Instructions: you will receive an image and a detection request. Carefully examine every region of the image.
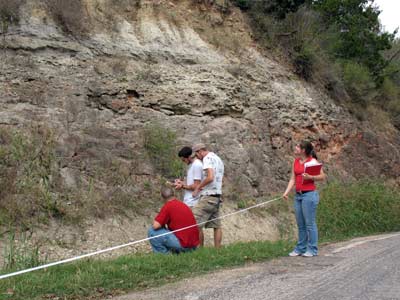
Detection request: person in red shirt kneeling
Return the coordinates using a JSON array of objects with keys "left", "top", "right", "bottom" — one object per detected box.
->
[{"left": 148, "top": 186, "right": 200, "bottom": 254}]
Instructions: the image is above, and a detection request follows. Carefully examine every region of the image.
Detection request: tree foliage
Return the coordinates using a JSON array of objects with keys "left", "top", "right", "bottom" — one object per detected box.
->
[
  {"left": 233, "top": 0, "right": 400, "bottom": 125},
  {"left": 313, "top": 0, "right": 396, "bottom": 81}
]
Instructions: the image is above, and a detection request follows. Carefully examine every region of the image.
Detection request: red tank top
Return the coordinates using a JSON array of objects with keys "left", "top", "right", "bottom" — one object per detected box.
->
[{"left": 294, "top": 157, "right": 316, "bottom": 192}]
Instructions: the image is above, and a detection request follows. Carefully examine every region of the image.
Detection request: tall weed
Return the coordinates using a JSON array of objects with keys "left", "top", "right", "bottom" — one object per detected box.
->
[
  {"left": 2, "top": 231, "right": 45, "bottom": 271},
  {"left": 0, "top": 126, "right": 61, "bottom": 227}
]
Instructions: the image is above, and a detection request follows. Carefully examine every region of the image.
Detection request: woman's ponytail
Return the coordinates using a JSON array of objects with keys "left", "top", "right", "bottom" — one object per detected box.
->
[
  {"left": 310, "top": 149, "right": 318, "bottom": 160},
  {"left": 300, "top": 141, "right": 317, "bottom": 159}
]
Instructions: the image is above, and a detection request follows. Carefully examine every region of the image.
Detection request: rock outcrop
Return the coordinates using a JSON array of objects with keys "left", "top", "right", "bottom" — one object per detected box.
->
[{"left": 0, "top": 0, "right": 399, "bottom": 260}]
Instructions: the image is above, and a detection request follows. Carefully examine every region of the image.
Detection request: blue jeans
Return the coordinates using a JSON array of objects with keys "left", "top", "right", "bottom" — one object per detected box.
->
[
  {"left": 294, "top": 191, "right": 319, "bottom": 255},
  {"left": 148, "top": 228, "right": 196, "bottom": 254}
]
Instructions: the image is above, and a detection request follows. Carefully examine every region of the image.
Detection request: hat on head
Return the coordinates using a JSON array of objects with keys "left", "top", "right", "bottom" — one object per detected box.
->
[{"left": 192, "top": 143, "right": 206, "bottom": 152}]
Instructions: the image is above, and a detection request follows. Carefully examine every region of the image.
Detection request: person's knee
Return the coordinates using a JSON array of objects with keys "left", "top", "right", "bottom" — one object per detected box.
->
[
  {"left": 148, "top": 227, "right": 156, "bottom": 237},
  {"left": 305, "top": 222, "right": 316, "bottom": 228}
]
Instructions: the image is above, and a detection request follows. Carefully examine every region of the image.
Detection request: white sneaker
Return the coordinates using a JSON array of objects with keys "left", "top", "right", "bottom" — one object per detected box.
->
[
  {"left": 288, "top": 250, "right": 302, "bottom": 257},
  {"left": 302, "top": 251, "right": 317, "bottom": 257}
]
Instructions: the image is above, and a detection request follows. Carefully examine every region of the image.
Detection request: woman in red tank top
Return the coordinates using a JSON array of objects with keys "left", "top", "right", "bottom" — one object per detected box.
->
[{"left": 283, "top": 141, "right": 326, "bottom": 257}]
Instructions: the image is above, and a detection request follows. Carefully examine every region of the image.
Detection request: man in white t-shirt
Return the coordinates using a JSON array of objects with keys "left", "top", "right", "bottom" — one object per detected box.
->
[
  {"left": 174, "top": 147, "right": 203, "bottom": 208},
  {"left": 191, "top": 143, "right": 224, "bottom": 248}
]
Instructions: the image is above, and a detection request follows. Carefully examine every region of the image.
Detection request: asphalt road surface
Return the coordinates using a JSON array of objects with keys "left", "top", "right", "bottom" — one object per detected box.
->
[{"left": 115, "top": 233, "right": 400, "bottom": 300}]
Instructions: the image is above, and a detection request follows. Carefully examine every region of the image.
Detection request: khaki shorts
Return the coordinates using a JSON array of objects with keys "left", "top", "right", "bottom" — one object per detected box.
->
[{"left": 192, "top": 195, "right": 221, "bottom": 229}]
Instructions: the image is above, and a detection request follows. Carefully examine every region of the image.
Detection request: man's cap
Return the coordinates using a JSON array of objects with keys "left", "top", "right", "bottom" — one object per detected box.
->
[{"left": 192, "top": 143, "right": 206, "bottom": 152}]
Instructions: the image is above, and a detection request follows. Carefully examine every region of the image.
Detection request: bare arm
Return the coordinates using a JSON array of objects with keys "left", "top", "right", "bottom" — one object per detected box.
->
[
  {"left": 193, "top": 168, "right": 214, "bottom": 196},
  {"left": 314, "top": 168, "right": 326, "bottom": 181},
  {"left": 283, "top": 164, "right": 295, "bottom": 200},
  {"left": 302, "top": 168, "right": 327, "bottom": 181},
  {"left": 198, "top": 168, "right": 214, "bottom": 190},
  {"left": 182, "top": 179, "right": 201, "bottom": 191}
]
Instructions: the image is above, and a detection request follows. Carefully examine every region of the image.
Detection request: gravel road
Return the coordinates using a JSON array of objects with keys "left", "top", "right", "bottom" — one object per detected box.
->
[{"left": 114, "top": 233, "right": 400, "bottom": 300}]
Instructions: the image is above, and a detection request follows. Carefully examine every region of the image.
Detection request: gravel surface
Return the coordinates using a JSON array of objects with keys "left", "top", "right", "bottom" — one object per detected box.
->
[{"left": 114, "top": 233, "right": 400, "bottom": 300}]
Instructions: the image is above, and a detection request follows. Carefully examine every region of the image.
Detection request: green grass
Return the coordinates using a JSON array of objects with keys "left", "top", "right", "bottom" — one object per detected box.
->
[
  {"left": 2, "top": 231, "right": 45, "bottom": 272},
  {"left": 143, "top": 124, "right": 185, "bottom": 179},
  {"left": 0, "top": 126, "right": 60, "bottom": 228},
  {"left": 0, "top": 241, "right": 292, "bottom": 300},
  {"left": 318, "top": 181, "right": 400, "bottom": 241},
  {"left": 1, "top": 181, "right": 399, "bottom": 300}
]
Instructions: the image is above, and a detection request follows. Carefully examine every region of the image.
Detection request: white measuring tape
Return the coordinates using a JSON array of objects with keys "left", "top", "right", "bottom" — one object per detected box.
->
[{"left": 0, "top": 195, "right": 283, "bottom": 280}]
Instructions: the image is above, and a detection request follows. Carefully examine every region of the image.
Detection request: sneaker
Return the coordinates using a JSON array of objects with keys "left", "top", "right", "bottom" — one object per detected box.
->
[
  {"left": 302, "top": 251, "right": 317, "bottom": 257},
  {"left": 288, "top": 250, "right": 302, "bottom": 257}
]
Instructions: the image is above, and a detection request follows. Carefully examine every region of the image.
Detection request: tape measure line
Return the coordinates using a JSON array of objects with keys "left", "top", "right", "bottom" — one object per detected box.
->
[{"left": 0, "top": 196, "right": 283, "bottom": 280}]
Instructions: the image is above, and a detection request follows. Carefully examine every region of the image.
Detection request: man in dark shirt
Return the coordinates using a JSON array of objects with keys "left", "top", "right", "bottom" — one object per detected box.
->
[{"left": 148, "top": 186, "right": 199, "bottom": 254}]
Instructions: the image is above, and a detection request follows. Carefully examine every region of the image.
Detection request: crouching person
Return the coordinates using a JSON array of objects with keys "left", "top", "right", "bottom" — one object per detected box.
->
[{"left": 148, "top": 186, "right": 200, "bottom": 254}]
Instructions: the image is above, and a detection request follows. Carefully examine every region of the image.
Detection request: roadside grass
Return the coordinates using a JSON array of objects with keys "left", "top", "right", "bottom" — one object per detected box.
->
[
  {"left": 318, "top": 181, "right": 400, "bottom": 242},
  {"left": 0, "top": 181, "right": 399, "bottom": 299},
  {"left": 0, "top": 240, "right": 292, "bottom": 300},
  {"left": 2, "top": 231, "right": 45, "bottom": 272}
]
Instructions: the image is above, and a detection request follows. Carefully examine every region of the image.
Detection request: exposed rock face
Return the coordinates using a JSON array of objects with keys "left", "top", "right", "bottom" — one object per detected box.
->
[{"left": 0, "top": 0, "right": 399, "bottom": 260}]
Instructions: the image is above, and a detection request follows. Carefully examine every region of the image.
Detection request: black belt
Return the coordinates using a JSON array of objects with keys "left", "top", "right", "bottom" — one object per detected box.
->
[
  {"left": 209, "top": 194, "right": 221, "bottom": 198},
  {"left": 296, "top": 190, "right": 312, "bottom": 195}
]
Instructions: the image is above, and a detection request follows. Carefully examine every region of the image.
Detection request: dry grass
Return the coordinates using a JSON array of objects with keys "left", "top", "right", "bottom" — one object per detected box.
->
[
  {"left": 0, "top": 125, "right": 162, "bottom": 231},
  {"left": 183, "top": 1, "right": 251, "bottom": 55},
  {"left": 0, "top": 125, "right": 60, "bottom": 228},
  {"left": 0, "top": 0, "right": 24, "bottom": 37},
  {"left": 44, "top": 0, "right": 89, "bottom": 36},
  {"left": 0, "top": 0, "right": 23, "bottom": 22},
  {"left": 366, "top": 106, "right": 395, "bottom": 132}
]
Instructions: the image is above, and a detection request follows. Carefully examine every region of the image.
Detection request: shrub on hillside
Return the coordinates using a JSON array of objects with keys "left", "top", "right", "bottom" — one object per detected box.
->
[
  {"left": 238, "top": 0, "right": 398, "bottom": 126},
  {"left": 143, "top": 124, "right": 184, "bottom": 180},
  {"left": 342, "top": 61, "right": 375, "bottom": 104},
  {"left": 233, "top": 0, "right": 306, "bottom": 19},
  {"left": 380, "top": 78, "right": 399, "bottom": 109},
  {"left": 293, "top": 45, "right": 314, "bottom": 80},
  {"left": 245, "top": 7, "right": 279, "bottom": 47},
  {"left": 231, "top": 0, "right": 251, "bottom": 11},
  {"left": 313, "top": 0, "right": 395, "bottom": 81},
  {"left": 381, "top": 76, "right": 398, "bottom": 98}
]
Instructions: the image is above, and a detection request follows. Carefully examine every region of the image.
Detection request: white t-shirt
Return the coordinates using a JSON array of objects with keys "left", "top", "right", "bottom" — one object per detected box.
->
[
  {"left": 201, "top": 152, "right": 224, "bottom": 196},
  {"left": 183, "top": 159, "right": 203, "bottom": 207}
]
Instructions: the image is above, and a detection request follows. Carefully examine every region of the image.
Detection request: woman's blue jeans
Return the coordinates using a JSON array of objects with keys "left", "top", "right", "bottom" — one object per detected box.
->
[
  {"left": 148, "top": 228, "right": 195, "bottom": 254},
  {"left": 294, "top": 191, "right": 319, "bottom": 255}
]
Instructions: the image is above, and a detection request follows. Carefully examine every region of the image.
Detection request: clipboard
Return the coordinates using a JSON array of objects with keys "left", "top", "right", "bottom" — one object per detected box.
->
[
  {"left": 303, "top": 163, "right": 322, "bottom": 184},
  {"left": 304, "top": 163, "right": 322, "bottom": 176}
]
